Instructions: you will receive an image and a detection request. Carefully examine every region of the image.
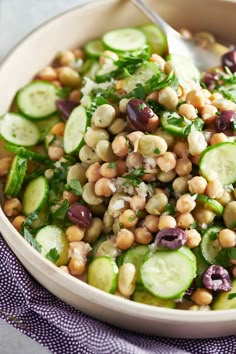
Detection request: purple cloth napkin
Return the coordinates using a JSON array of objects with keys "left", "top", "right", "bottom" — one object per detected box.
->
[{"left": 0, "top": 235, "right": 235, "bottom": 354}]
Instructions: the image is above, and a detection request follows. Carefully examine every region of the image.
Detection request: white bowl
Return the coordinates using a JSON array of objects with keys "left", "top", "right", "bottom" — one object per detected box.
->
[{"left": 1, "top": 0, "right": 236, "bottom": 338}]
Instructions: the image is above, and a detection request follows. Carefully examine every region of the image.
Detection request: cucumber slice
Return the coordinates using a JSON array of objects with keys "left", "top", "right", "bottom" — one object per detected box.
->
[
  {"left": 1, "top": 113, "right": 40, "bottom": 146},
  {"left": 140, "top": 250, "right": 196, "bottom": 299},
  {"left": 131, "top": 290, "right": 176, "bottom": 308},
  {"left": 85, "top": 39, "right": 105, "bottom": 58},
  {"left": 122, "top": 61, "right": 159, "bottom": 93},
  {"left": 199, "top": 142, "right": 236, "bottom": 185},
  {"left": 35, "top": 225, "right": 68, "bottom": 266},
  {"left": 63, "top": 105, "right": 89, "bottom": 154},
  {"left": 178, "top": 246, "right": 197, "bottom": 274},
  {"left": 82, "top": 60, "right": 100, "bottom": 80},
  {"left": 122, "top": 245, "right": 149, "bottom": 284},
  {"left": 4, "top": 144, "right": 48, "bottom": 163},
  {"left": 36, "top": 114, "right": 61, "bottom": 141},
  {"left": 22, "top": 176, "right": 49, "bottom": 215},
  {"left": 212, "top": 279, "right": 236, "bottom": 310},
  {"left": 102, "top": 27, "right": 146, "bottom": 53},
  {"left": 87, "top": 256, "right": 118, "bottom": 293},
  {"left": 166, "top": 54, "right": 200, "bottom": 85},
  {"left": 200, "top": 226, "right": 223, "bottom": 265},
  {"left": 196, "top": 194, "right": 224, "bottom": 216},
  {"left": 4, "top": 156, "right": 27, "bottom": 197},
  {"left": 17, "top": 81, "right": 58, "bottom": 119},
  {"left": 140, "top": 24, "right": 167, "bottom": 55},
  {"left": 192, "top": 247, "right": 209, "bottom": 287},
  {"left": 160, "top": 112, "right": 204, "bottom": 137}
]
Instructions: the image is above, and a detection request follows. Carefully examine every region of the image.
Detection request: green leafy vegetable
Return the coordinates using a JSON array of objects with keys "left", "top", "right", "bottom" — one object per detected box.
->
[
  {"left": 66, "top": 179, "right": 83, "bottom": 196},
  {"left": 22, "top": 227, "right": 42, "bottom": 253},
  {"left": 46, "top": 248, "right": 60, "bottom": 263},
  {"left": 228, "top": 293, "right": 236, "bottom": 300},
  {"left": 137, "top": 102, "right": 147, "bottom": 111},
  {"left": 51, "top": 199, "right": 70, "bottom": 220},
  {"left": 215, "top": 247, "right": 236, "bottom": 268},
  {"left": 154, "top": 148, "right": 161, "bottom": 155},
  {"left": 163, "top": 204, "right": 176, "bottom": 216},
  {"left": 108, "top": 162, "right": 117, "bottom": 169},
  {"left": 123, "top": 167, "right": 145, "bottom": 187}
]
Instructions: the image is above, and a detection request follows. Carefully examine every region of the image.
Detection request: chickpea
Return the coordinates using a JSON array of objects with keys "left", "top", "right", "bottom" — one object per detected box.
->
[
  {"left": 176, "top": 194, "right": 196, "bottom": 214},
  {"left": 50, "top": 122, "right": 65, "bottom": 137},
  {"left": 206, "top": 179, "right": 224, "bottom": 199},
  {"left": 212, "top": 98, "right": 236, "bottom": 111},
  {"left": 154, "top": 130, "right": 175, "bottom": 148},
  {"left": 66, "top": 225, "right": 85, "bottom": 242},
  {"left": 224, "top": 201, "right": 236, "bottom": 229},
  {"left": 84, "top": 127, "right": 109, "bottom": 148},
  {"left": 133, "top": 226, "right": 152, "bottom": 244},
  {"left": 116, "top": 229, "right": 135, "bottom": 250},
  {"left": 73, "top": 48, "right": 85, "bottom": 60},
  {"left": 127, "top": 131, "right": 144, "bottom": 147},
  {"left": 100, "top": 162, "right": 118, "bottom": 178},
  {"left": 201, "top": 104, "right": 218, "bottom": 123},
  {"left": 3, "top": 198, "right": 22, "bottom": 217},
  {"left": 192, "top": 207, "right": 215, "bottom": 226},
  {"left": 172, "top": 176, "right": 192, "bottom": 195},
  {"left": 126, "top": 152, "right": 143, "bottom": 169},
  {"left": 191, "top": 288, "right": 213, "bottom": 306},
  {"left": 188, "top": 305, "right": 211, "bottom": 311},
  {"left": 218, "top": 229, "right": 236, "bottom": 248},
  {"left": 191, "top": 154, "right": 201, "bottom": 166},
  {"left": 69, "top": 241, "right": 91, "bottom": 260},
  {"left": 59, "top": 67, "right": 81, "bottom": 87},
  {"left": 69, "top": 89, "right": 81, "bottom": 102},
  {"left": 173, "top": 142, "right": 189, "bottom": 158},
  {"left": 68, "top": 258, "right": 86, "bottom": 276},
  {"left": 142, "top": 173, "right": 156, "bottom": 183},
  {"left": 130, "top": 195, "right": 146, "bottom": 211},
  {"left": 186, "top": 89, "right": 206, "bottom": 109},
  {"left": 216, "top": 191, "right": 233, "bottom": 206},
  {"left": 187, "top": 130, "right": 207, "bottom": 156},
  {"left": 108, "top": 118, "right": 127, "bottom": 135},
  {"left": 96, "top": 140, "right": 117, "bottom": 162},
  {"left": 103, "top": 210, "right": 114, "bottom": 233},
  {"left": 48, "top": 146, "right": 64, "bottom": 161},
  {"left": 0, "top": 157, "right": 12, "bottom": 176},
  {"left": 79, "top": 145, "right": 101, "bottom": 165},
  {"left": 143, "top": 215, "right": 159, "bottom": 233},
  {"left": 150, "top": 54, "right": 166, "bottom": 69},
  {"left": 158, "top": 86, "right": 178, "bottom": 110},
  {"left": 176, "top": 213, "right": 195, "bottom": 229},
  {"left": 119, "top": 98, "right": 131, "bottom": 113},
  {"left": 138, "top": 135, "right": 167, "bottom": 157},
  {"left": 158, "top": 215, "right": 176, "bottom": 230},
  {"left": 84, "top": 218, "right": 103, "bottom": 244},
  {"left": 156, "top": 152, "right": 176, "bottom": 172},
  {"left": 178, "top": 103, "right": 197, "bottom": 120},
  {"left": 62, "top": 190, "right": 79, "bottom": 205},
  {"left": 85, "top": 162, "right": 101, "bottom": 183},
  {"left": 92, "top": 104, "right": 115, "bottom": 128},
  {"left": 112, "top": 136, "right": 129, "bottom": 157},
  {"left": 119, "top": 209, "right": 138, "bottom": 228},
  {"left": 145, "top": 193, "right": 168, "bottom": 215},
  {"left": 67, "top": 164, "right": 86, "bottom": 186},
  {"left": 59, "top": 50, "right": 75, "bottom": 66},
  {"left": 118, "top": 263, "right": 136, "bottom": 297},
  {"left": 82, "top": 182, "right": 103, "bottom": 205},
  {"left": 210, "top": 133, "right": 228, "bottom": 145},
  {"left": 38, "top": 66, "right": 57, "bottom": 81},
  {"left": 12, "top": 215, "right": 26, "bottom": 231},
  {"left": 188, "top": 176, "right": 207, "bottom": 194},
  {"left": 158, "top": 170, "right": 177, "bottom": 183},
  {"left": 116, "top": 160, "right": 127, "bottom": 176},
  {"left": 95, "top": 178, "right": 114, "bottom": 197},
  {"left": 186, "top": 229, "right": 201, "bottom": 248},
  {"left": 113, "top": 218, "right": 121, "bottom": 235},
  {"left": 175, "top": 158, "right": 192, "bottom": 176}
]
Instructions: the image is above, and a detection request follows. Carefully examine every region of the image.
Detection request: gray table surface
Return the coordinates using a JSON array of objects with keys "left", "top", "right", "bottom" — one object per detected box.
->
[{"left": 0, "top": 1, "right": 89, "bottom": 353}]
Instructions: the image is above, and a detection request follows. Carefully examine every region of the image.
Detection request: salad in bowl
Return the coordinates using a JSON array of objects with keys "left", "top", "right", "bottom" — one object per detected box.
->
[{"left": 1, "top": 22, "right": 236, "bottom": 312}]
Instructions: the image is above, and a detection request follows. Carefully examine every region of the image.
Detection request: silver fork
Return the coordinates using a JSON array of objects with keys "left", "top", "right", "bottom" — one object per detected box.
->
[{"left": 131, "top": 0, "right": 221, "bottom": 71}]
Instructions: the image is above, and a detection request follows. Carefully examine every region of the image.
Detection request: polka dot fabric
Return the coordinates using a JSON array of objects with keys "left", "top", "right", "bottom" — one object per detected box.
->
[{"left": 0, "top": 235, "right": 235, "bottom": 354}]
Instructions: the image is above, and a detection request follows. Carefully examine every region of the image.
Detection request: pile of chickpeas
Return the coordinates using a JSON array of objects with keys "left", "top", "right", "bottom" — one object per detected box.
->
[{"left": 3, "top": 32, "right": 236, "bottom": 310}]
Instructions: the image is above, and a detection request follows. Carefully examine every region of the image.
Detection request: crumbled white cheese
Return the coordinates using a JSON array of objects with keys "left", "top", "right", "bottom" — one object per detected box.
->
[
  {"left": 109, "top": 182, "right": 116, "bottom": 193},
  {"left": 112, "top": 199, "right": 125, "bottom": 211},
  {"left": 136, "top": 182, "right": 148, "bottom": 197}
]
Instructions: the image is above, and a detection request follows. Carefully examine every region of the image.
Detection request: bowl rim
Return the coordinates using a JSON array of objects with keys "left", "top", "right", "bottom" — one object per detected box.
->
[{"left": 0, "top": 0, "right": 236, "bottom": 323}]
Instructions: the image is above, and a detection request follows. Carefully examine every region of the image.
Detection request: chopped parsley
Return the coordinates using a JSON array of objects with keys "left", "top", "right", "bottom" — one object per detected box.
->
[
  {"left": 46, "top": 248, "right": 60, "bottom": 264},
  {"left": 22, "top": 227, "right": 42, "bottom": 253},
  {"left": 228, "top": 293, "right": 236, "bottom": 300},
  {"left": 154, "top": 148, "right": 161, "bottom": 155},
  {"left": 137, "top": 102, "right": 146, "bottom": 111},
  {"left": 123, "top": 167, "right": 145, "bottom": 187},
  {"left": 129, "top": 215, "right": 135, "bottom": 222},
  {"left": 108, "top": 162, "right": 117, "bottom": 169},
  {"left": 215, "top": 247, "right": 236, "bottom": 268},
  {"left": 209, "top": 231, "right": 218, "bottom": 241},
  {"left": 66, "top": 179, "right": 83, "bottom": 196},
  {"left": 163, "top": 204, "right": 176, "bottom": 216},
  {"left": 51, "top": 199, "right": 70, "bottom": 220}
]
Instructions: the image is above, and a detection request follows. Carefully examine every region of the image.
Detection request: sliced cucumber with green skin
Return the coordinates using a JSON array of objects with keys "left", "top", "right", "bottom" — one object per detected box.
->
[
  {"left": 212, "top": 279, "right": 236, "bottom": 310},
  {"left": 63, "top": 105, "right": 89, "bottom": 154},
  {"left": 166, "top": 54, "right": 200, "bottom": 86},
  {"left": 160, "top": 112, "right": 204, "bottom": 137},
  {"left": 17, "top": 81, "right": 58, "bottom": 119},
  {"left": 82, "top": 61, "right": 100, "bottom": 80},
  {"left": 95, "top": 62, "right": 118, "bottom": 83},
  {"left": 192, "top": 247, "right": 209, "bottom": 287},
  {"left": 122, "top": 61, "right": 159, "bottom": 93},
  {"left": 178, "top": 246, "right": 197, "bottom": 274},
  {"left": 35, "top": 114, "right": 61, "bottom": 141},
  {"left": 140, "top": 250, "right": 196, "bottom": 299},
  {"left": 200, "top": 225, "right": 223, "bottom": 265},
  {"left": 131, "top": 290, "right": 176, "bottom": 308},
  {"left": 196, "top": 194, "right": 224, "bottom": 216},
  {"left": 22, "top": 176, "right": 49, "bottom": 216},
  {"left": 87, "top": 256, "right": 118, "bottom": 294},
  {"left": 199, "top": 142, "right": 236, "bottom": 185},
  {"left": 35, "top": 225, "right": 68, "bottom": 266},
  {"left": 85, "top": 39, "right": 105, "bottom": 58},
  {"left": 122, "top": 245, "right": 149, "bottom": 284},
  {"left": 140, "top": 24, "right": 167, "bottom": 56},
  {"left": 102, "top": 27, "right": 147, "bottom": 53},
  {"left": 1, "top": 113, "right": 40, "bottom": 146},
  {"left": 4, "top": 144, "right": 49, "bottom": 163},
  {"left": 4, "top": 156, "right": 27, "bottom": 197}
]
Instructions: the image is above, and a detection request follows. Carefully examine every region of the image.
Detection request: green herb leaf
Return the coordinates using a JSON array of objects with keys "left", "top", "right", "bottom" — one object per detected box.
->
[
  {"left": 209, "top": 231, "right": 218, "bottom": 241},
  {"left": 108, "top": 162, "right": 117, "bottom": 169},
  {"left": 23, "top": 227, "right": 42, "bottom": 253},
  {"left": 154, "top": 148, "right": 161, "bottom": 155},
  {"left": 215, "top": 247, "right": 236, "bottom": 268},
  {"left": 137, "top": 102, "right": 146, "bottom": 111},
  {"left": 228, "top": 293, "right": 236, "bottom": 300},
  {"left": 122, "top": 167, "right": 145, "bottom": 187},
  {"left": 45, "top": 248, "right": 60, "bottom": 264},
  {"left": 190, "top": 221, "right": 198, "bottom": 229},
  {"left": 163, "top": 204, "right": 176, "bottom": 216},
  {"left": 52, "top": 199, "right": 70, "bottom": 220},
  {"left": 24, "top": 212, "right": 39, "bottom": 227},
  {"left": 68, "top": 179, "right": 83, "bottom": 196}
]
